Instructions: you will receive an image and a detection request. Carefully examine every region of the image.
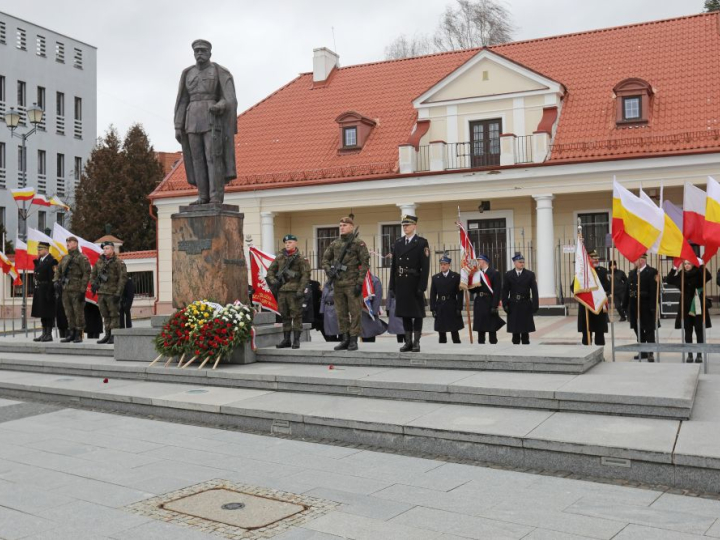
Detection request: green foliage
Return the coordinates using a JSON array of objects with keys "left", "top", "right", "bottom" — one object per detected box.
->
[{"left": 705, "top": 0, "right": 720, "bottom": 11}]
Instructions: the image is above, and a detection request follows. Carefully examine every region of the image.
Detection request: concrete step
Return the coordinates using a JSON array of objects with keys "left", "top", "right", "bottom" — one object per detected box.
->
[
  {"left": 0, "top": 340, "right": 114, "bottom": 357},
  {"left": 0, "top": 368, "right": 718, "bottom": 492},
  {"left": 256, "top": 342, "right": 604, "bottom": 374},
  {"left": 0, "top": 353, "right": 699, "bottom": 419}
]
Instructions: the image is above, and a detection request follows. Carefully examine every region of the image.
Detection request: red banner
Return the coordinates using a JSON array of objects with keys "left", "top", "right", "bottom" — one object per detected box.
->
[{"left": 249, "top": 246, "right": 279, "bottom": 314}]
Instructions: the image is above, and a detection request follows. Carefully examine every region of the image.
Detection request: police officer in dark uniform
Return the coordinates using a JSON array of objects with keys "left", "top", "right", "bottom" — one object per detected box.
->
[
  {"left": 572, "top": 250, "right": 610, "bottom": 346},
  {"left": 501, "top": 252, "right": 539, "bottom": 345},
  {"left": 389, "top": 214, "right": 430, "bottom": 352},
  {"left": 430, "top": 254, "right": 463, "bottom": 344},
  {"left": 622, "top": 253, "right": 658, "bottom": 361},
  {"left": 31, "top": 241, "right": 58, "bottom": 342},
  {"left": 472, "top": 254, "right": 505, "bottom": 344},
  {"left": 267, "top": 234, "right": 311, "bottom": 349}
]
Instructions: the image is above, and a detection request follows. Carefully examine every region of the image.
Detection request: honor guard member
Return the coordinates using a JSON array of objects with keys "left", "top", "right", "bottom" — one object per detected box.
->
[
  {"left": 389, "top": 214, "right": 430, "bottom": 352},
  {"left": 430, "top": 254, "right": 464, "bottom": 344},
  {"left": 91, "top": 241, "right": 128, "bottom": 344},
  {"left": 54, "top": 236, "right": 91, "bottom": 343},
  {"left": 609, "top": 260, "right": 628, "bottom": 321},
  {"left": 501, "top": 252, "right": 539, "bottom": 344},
  {"left": 266, "top": 234, "right": 311, "bottom": 349},
  {"left": 622, "top": 253, "right": 658, "bottom": 361},
  {"left": 572, "top": 250, "right": 610, "bottom": 346},
  {"left": 31, "top": 241, "right": 58, "bottom": 342},
  {"left": 321, "top": 217, "right": 370, "bottom": 351},
  {"left": 472, "top": 254, "right": 505, "bottom": 344},
  {"left": 666, "top": 260, "right": 711, "bottom": 363}
]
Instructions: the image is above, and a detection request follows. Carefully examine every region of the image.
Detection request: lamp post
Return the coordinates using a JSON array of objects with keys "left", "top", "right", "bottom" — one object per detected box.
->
[{"left": 5, "top": 103, "right": 44, "bottom": 333}]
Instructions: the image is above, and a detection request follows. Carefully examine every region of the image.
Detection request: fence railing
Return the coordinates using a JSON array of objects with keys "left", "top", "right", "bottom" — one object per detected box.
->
[
  {"left": 515, "top": 135, "right": 533, "bottom": 164},
  {"left": 446, "top": 142, "right": 500, "bottom": 170}
]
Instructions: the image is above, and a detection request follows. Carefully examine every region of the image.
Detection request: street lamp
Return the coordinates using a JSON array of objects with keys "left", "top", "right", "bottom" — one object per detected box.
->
[{"left": 4, "top": 102, "right": 45, "bottom": 333}]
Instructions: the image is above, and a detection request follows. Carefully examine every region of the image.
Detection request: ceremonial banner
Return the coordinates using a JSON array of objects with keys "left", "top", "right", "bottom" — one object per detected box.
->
[
  {"left": 684, "top": 182, "right": 706, "bottom": 246},
  {"left": 248, "top": 246, "right": 279, "bottom": 314},
  {"left": 13, "top": 238, "right": 33, "bottom": 271},
  {"left": 362, "top": 271, "right": 376, "bottom": 319},
  {"left": 52, "top": 223, "right": 101, "bottom": 266},
  {"left": 639, "top": 190, "right": 699, "bottom": 266},
  {"left": 10, "top": 187, "right": 35, "bottom": 202},
  {"left": 27, "top": 228, "right": 65, "bottom": 260},
  {"left": 704, "top": 176, "right": 720, "bottom": 261},
  {"left": 612, "top": 180, "right": 661, "bottom": 261},
  {"left": 0, "top": 251, "right": 21, "bottom": 285},
  {"left": 573, "top": 241, "right": 607, "bottom": 315},
  {"left": 457, "top": 221, "right": 479, "bottom": 289}
]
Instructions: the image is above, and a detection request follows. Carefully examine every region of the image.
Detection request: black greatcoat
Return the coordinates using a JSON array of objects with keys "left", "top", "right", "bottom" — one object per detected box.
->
[
  {"left": 473, "top": 268, "right": 506, "bottom": 332},
  {"left": 389, "top": 235, "right": 430, "bottom": 318},
  {"left": 501, "top": 269, "right": 539, "bottom": 333},
  {"left": 666, "top": 267, "right": 712, "bottom": 329},
  {"left": 31, "top": 255, "right": 58, "bottom": 319},
  {"left": 572, "top": 265, "right": 610, "bottom": 333},
  {"left": 622, "top": 266, "right": 658, "bottom": 332},
  {"left": 430, "top": 271, "right": 464, "bottom": 332}
]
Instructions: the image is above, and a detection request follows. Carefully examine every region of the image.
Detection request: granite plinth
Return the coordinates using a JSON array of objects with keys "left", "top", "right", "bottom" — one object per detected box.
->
[{"left": 172, "top": 206, "right": 248, "bottom": 308}]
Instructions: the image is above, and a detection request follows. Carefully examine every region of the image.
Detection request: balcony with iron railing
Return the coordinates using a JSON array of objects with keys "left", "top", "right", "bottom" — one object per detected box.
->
[{"left": 401, "top": 131, "right": 550, "bottom": 174}]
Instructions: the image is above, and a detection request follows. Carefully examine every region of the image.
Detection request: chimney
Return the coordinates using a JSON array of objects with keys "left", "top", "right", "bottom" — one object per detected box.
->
[{"left": 313, "top": 47, "right": 339, "bottom": 83}]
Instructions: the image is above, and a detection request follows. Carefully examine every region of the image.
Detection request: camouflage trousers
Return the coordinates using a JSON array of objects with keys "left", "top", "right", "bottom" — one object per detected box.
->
[
  {"left": 62, "top": 290, "right": 85, "bottom": 331},
  {"left": 98, "top": 294, "right": 121, "bottom": 331},
  {"left": 333, "top": 284, "right": 362, "bottom": 337},
  {"left": 277, "top": 291, "right": 303, "bottom": 332}
]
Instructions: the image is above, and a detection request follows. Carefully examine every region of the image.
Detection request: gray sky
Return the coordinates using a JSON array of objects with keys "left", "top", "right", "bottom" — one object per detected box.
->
[{"left": 2, "top": 0, "right": 704, "bottom": 151}]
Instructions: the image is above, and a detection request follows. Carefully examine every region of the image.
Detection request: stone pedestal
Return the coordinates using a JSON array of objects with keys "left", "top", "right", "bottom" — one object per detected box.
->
[{"left": 172, "top": 204, "right": 248, "bottom": 308}]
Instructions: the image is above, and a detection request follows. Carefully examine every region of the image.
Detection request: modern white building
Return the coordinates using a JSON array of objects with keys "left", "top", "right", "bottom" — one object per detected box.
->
[{"left": 0, "top": 11, "right": 96, "bottom": 240}]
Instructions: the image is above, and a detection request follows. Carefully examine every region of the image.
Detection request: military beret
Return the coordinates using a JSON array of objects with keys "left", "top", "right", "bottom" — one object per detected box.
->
[
  {"left": 401, "top": 214, "right": 418, "bottom": 225},
  {"left": 339, "top": 217, "right": 354, "bottom": 225},
  {"left": 282, "top": 234, "right": 297, "bottom": 242},
  {"left": 440, "top": 255, "right": 451, "bottom": 264},
  {"left": 512, "top": 252, "right": 525, "bottom": 262},
  {"left": 191, "top": 39, "right": 212, "bottom": 50},
  {"left": 38, "top": 241, "right": 50, "bottom": 249},
  {"left": 101, "top": 241, "right": 114, "bottom": 248},
  {"left": 477, "top": 254, "right": 490, "bottom": 263}
]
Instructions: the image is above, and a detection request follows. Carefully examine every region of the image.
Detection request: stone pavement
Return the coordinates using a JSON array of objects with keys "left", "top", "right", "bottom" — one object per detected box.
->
[{"left": 3, "top": 399, "right": 720, "bottom": 539}]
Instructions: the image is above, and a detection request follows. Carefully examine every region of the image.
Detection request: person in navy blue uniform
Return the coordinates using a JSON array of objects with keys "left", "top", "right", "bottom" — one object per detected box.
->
[
  {"left": 501, "top": 252, "right": 539, "bottom": 345},
  {"left": 31, "top": 242, "right": 58, "bottom": 342},
  {"left": 472, "top": 254, "right": 505, "bottom": 344},
  {"left": 430, "top": 254, "right": 463, "bottom": 344},
  {"left": 389, "top": 214, "right": 430, "bottom": 352}
]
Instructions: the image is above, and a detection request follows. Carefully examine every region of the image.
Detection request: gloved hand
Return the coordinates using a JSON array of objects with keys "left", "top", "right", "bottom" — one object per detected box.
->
[
  {"left": 432, "top": 311, "right": 437, "bottom": 318},
  {"left": 491, "top": 307, "right": 498, "bottom": 315},
  {"left": 326, "top": 267, "right": 338, "bottom": 279},
  {"left": 503, "top": 304, "right": 510, "bottom": 314},
  {"left": 388, "top": 290, "right": 395, "bottom": 299},
  {"left": 90, "top": 283, "right": 99, "bottom": 295},
  {"left": 267, "top": 278, "right": 277, "bottom": 287},
  {"left": 353, "top": 284, "right": 363, "bottom": 297},
  {"left": 296, "top": 288, "right": 305, "bottom": 299}
]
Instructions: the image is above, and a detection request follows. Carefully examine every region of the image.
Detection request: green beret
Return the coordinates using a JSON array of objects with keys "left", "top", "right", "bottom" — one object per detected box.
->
[{"left": 282, "top": 234, "right": 298, "bottom": 242}]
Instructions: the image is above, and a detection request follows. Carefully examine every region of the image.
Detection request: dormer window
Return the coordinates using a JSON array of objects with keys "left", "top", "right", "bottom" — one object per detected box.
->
[
  {"left": 614, "top": 78, "right": 652, "bottom": 126},
  {"left": 336, "top": 111, "right": 376, "bottom": 153}
]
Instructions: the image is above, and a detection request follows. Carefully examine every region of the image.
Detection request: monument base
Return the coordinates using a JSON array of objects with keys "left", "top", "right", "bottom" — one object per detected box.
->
[{"left": 172, "top": 204, "right": 248, "bottom": 308}]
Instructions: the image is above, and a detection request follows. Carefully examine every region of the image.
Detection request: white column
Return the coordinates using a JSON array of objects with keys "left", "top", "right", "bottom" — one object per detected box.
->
[
  {"left": 260, "top": 211, "right": 276, "bottom": 254},
  {"left": 397, "top": 203, "right": 417, "bottom": 220},
  {"left": 533, "top": 195, "right": 556, "bottom": 303}
]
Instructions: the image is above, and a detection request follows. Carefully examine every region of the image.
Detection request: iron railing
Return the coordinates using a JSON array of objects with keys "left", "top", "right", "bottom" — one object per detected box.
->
[{"left": 515, "top": 135, "right": 533, "bottom": 164}]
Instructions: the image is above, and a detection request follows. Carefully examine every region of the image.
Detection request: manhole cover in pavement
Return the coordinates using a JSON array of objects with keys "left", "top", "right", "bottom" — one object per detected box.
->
[
  {"left": 186, "top": 389, "right": 209, "bottom": 394},
  {"left": 161, "top": 488, "right": 305, "bottom": 529}
]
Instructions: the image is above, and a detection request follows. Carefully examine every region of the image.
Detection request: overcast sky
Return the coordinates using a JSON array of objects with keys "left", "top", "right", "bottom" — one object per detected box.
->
[{"left": 2, "top": 0, "right": 705, "bottom": 151}]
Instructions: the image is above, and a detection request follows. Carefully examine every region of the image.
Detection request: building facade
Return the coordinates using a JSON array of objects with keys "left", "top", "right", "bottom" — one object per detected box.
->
[
  {"left": 150, "top": 13, "right": 720, "bottom": 314},
  {"left": 0, "top": 11, "right": 97, "bottom": 239}
]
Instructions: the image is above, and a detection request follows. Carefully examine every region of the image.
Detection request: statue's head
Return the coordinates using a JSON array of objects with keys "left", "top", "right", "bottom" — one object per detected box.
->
[{"left": 192, "top": 39, "right": 212, "bottom": 65}]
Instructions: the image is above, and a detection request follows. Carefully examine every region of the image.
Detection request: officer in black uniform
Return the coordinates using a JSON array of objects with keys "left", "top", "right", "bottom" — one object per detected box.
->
[
  {"left": 572, "top": 250, "right": 610, "bottom": 346},
  {"left": 31, "top": 242, "right": 58, "bottom": 342},
  {"left": 609, "top": 260, "right": 628, "bottom": 321},
  {"left": 389, "top": 214, "right": 430, "bottom": 352},
  {"left": 472, "top": 254, "right": 505, "bottom": 344},
  {"left": 429, "top": 254, "right": 463, "bottom": 344},
  {"left": 622, "top": 253, "right": 658, "bottom": 361},
  {"left": 501, "top": 252, "right": 539, "bottom": 345}
]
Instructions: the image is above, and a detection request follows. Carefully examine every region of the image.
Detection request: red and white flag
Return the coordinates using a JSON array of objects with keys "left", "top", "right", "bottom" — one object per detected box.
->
[
  {"left": 13, "top": 237, "right": 33, "bottom": 271},
  {"left": 0, "top": 251, "right": 21, "bottom": 286},
  {"left": 362, "top": 271, "right": 377, "bottom": 319},
  {"left": 573, "top": 241, "right": 607, "bottom": 315},
  {"left": 249, "top": 246, "right": 279, "bottom": 315},
  {"left": 684, "top": 182, "right": 706, "bottom": 247},
  {"left": 52, "top": 223, "right": 101, "bottom": 266},
  {"left": 457, "top": 222, "right": 479, "bottom": 290}
]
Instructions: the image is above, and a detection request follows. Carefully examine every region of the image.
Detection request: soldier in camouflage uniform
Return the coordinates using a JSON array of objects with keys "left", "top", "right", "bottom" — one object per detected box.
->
[
  {"left": 321, "top": 217, "right": 370, "bottom": 351},
  {"left": 91, "top": 241, "right": 128, "bottom": 345},
  {"left": 266, "top": 234, "right": 311, "bottom": 349},
  {"left": 54, "top": 237, "right": 91, "bottom": 343}
]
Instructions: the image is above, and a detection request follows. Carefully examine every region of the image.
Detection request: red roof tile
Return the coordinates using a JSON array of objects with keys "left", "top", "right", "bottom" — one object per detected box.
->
[
  {"left": 119, "top": 250, "right": 157, "bottom": 260},
  {"left": 153, "top": 12, "right": 720, "bottom": 199}
]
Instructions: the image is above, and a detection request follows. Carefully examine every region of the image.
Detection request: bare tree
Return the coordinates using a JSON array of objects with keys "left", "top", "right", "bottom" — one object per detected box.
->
[
  {"left": 433, "top": 0, "right": 514, "bottom": 51},
  {"left": 384, "top": 33, "right": 434, "bottom": 60}
]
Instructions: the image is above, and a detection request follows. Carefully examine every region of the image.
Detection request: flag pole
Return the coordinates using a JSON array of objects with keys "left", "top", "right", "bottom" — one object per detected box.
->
[
  {"left": 610, "top": 242, "right": 616, "bottom": 362},
  {"left": 577, "top": 219, "right": 591, "bottom": 346},
  {"left": 655, "top": 257, "right": 661, "bottom": 363},
  {"left": 681, "top": 265, "right": 685, "bottom": 363},
  {"left": 457, "top": 206, "right": 473, "bottom": 345},
  {"left": 702, "top": 261, "right": 708, "bottom": 374},
  {"left": 636, "top": 260, "right": 641, "bottom": 360}
]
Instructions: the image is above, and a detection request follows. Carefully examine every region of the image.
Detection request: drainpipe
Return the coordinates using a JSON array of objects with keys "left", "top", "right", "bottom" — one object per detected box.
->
[{"left": 148, "top": 201, "right": 158, "bottom": 315}]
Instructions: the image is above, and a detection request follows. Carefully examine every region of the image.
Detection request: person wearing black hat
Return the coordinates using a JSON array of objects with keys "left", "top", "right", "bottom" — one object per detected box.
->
[
  {"left": 267, "top": 234, "right": 311, "bottom": 349},
  {"left": 622, "top": 254, "right": 658, "bottom": 361},
  {"left": 31, "top": 241, "right": 58, "bottom": 342},
  {"left": 501, "top": 252, "right": 539, "bottom": 344},
  {"left": 430, "top": 254, "right": 464, "bottom": 344},
  {"left": 389, "top": 214, "right": 430, "bottom": 352},
  {"left": 91, "top": 241, "right": 128, "bottom": 344},
  {"left": 572, "top": 250, "right": 610, "bottom": 346},
  {"left": 54, "top": 236, "right": 91, "bottom": 343},
  {"left": 472, "top": 254, "right": 505, "bottom": 344},
  {"left": 609, "top": 260, "right": 628, "bottom": 321}
]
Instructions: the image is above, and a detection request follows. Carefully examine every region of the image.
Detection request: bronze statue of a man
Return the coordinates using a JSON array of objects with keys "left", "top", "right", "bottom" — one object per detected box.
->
[{"left": 174, "top": 39, "right": 238, "bottom": 205}]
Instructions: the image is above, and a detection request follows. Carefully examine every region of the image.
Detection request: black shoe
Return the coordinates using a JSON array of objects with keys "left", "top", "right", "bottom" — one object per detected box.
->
[
  {"left": 41, "top": 328, "right": 53, "bottom": 342},
  {"left": 633, "top": 354, "right": 641, "bottom": 360},
  {"left": 292, "top": 331, "right": 301, "bottom": 349},
  {"left": 412, "top": 331, "right": 421, "bottom": 353},
  {"left": 61, "top": 329, "right": 76, "bottom": 343},
  {"left": 647, "top": 353, "right": 655, "bottom": 363},
  {"left": 686, "top": 354, "right": 694, "bottom": 363},
  {"left": 696, "top": 354, "right": 703, "bottom": 364},
  {"left": 399, "top": 332, "right": 413, "bottom": 352},
  {"left": 619, "top": 317, "right": 627, "bottom": 322},
  {"left": 73, "top": 331, "right": 83, "bottom": 343},
  {"left": 276, "top": 331, "right": 292, "bottom": 349},
  {"left": 97, "top": 330, "right": 112, "bottom": 344},
  {"left": 107, "top": 335, "right": 114, "bottom": 345},
  {"left": 334, "top": 334, "right": 350, "bottom": 351},
  {"left": 347, "top": 336, "right": 358, "bottom": 351},
  {"left": 33, "top": 331, "right": 44, "bottom": 342}
]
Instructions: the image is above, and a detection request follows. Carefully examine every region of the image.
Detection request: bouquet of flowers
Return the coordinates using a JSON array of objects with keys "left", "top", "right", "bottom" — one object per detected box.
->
[
  {"left": 153, "top": 308, "right": 191, "bottom": 365},
  {"left": 186, "top": 301, "right": 255, "bottom": 369},
  {"left": 185, "top": 300, "right": 223, "bottom": 333}
]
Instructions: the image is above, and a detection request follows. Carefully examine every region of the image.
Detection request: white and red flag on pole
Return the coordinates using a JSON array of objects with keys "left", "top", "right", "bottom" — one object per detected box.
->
[
  {"left": 684, "top": 182, "right": 706, "bottom": 247},
  {"left": 457, "top": 221, "right": 479, "bottom": 290},
  {"left": 572, "top": 241, "right": 607, "bottom": 315},
  {"left": 248, "top": 246, "right": 279, "bottom": 315},
  {"left": 362, "top": 271, "right": 376, "bottom": 319}
]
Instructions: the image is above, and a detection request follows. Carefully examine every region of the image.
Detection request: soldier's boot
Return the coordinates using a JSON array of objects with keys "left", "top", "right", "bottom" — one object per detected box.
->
[
  {"left": 412, "top": 331, "right": 422, "bottom": 353},
  {"left": 696, "top": 353, "right": 703, "bottom": 363},
  {"left": 33, "top": 329, "right": 45, "bottom": 342},
  {"left": 334, "top": 334, "right": 350, "bottom": 351},
  {"left": 291, "top": 331, "right": 302, "bottom": 349},
  {"left": 686, "top": 353, "right": 694, "bottom": 363},
  {"left": 647, "top": 353, "right": 655, "bottom": 363},
  {"left": 73, "top": 329, "right": 83, "bottom": 343},
  {"left": 41, "top": 327, "right": 53, "bottom": 342},
  {"left": 347, "top": 335, "right": 359, "bottom": 352},
  {"left": 61, "top": 329, "right": 75, "bottom": 343},
  {"left": 399, "top": 332, "right": 413, "bottom": 352},
  {"left": 107, "top": 330, "right": 115, "bottom": 345},
  {"left": 276, "top": 332, "right": 292, "bottom": 349},
  {"left": 98, "top": 329, "right": 112, "bottom": 345}
]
